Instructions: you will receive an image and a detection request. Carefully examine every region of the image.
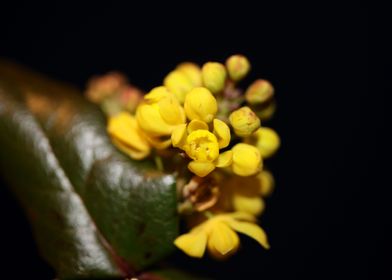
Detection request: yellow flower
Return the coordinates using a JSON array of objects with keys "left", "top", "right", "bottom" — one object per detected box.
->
[
  {"left": 171, "top": 118, "right": 231, "bottom": 177},
  {"left": 226, "top": 55, "right": 251, "bottom": 82},
  {"left": 186, "top": 130, "right": 220, "bottom": 162},
  {"left": 136, "top": 86, "right": 186, "bottom": 148},
  {"left": 245, "top": 127, "right": 280, "bottom": 158},
  {"left": 174, "top": 212, "right": 270, "bottom": 258},
  {"left": 184, "top": 87, "right": 218, "bottom": 123},
  {"left": 245, "top": 79, "right": 274, "bottom": 105},
  {"left": 107, "top": 112, "right": 151, "bottom": 159},
  {"left": 231, "top": 143, "right": 262, "bottom": 176},
  {"left": 201, "top": 62, "right": 227, "bottom": 94},
  {"left": 229, "top": 106, "right": 261, "bottom": 137},
  {"left": 185, "top": 130, "right": 219, "bottom": 177}
]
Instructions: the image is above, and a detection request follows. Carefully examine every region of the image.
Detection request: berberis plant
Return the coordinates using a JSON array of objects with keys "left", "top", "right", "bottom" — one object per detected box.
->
[{"left": 0, "top": 55, "right": 279, "bottom": 279}]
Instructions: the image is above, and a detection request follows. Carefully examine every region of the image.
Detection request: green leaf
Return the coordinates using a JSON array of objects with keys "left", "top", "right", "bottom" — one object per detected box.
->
[{"left": 0, "top": 61, "right": 179, "bottom": 279}]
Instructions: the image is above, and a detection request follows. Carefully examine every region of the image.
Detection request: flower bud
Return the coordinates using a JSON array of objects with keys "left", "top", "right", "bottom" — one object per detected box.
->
[
  {"left": 233, "top": 195, "right": 265, "bottom": 216},
  {"left": 226, "top": 55, "right": 251, "bottom": 81},
  {"left": 229, "top": 106, "right": 261, "bottom": 137},
  {"left": 231, "top": 143, "right": 262, "bottom": 176},
  {"left": 245, "top": 127, "right": 280, "bottom": 158},
  {"left": 177, "top": 62, "right": 202, "bottom": 87},
  {"left": 201, "top": 62, "right": 227, "bottom": 93},
  {"left": 164, "top": 70, "right": 194, "bottom": 103},
  {"left": 245, "top": 79, "right": 274, "bottom": 105},
  {"left": 184, "top": 87, "right": 218, "bottom": 123},
  {"left": 258, "top": 170, "right": 275, "bottom": 197},
  {"left": 86, "top": 72, "right": 127, "bottom": 103}
]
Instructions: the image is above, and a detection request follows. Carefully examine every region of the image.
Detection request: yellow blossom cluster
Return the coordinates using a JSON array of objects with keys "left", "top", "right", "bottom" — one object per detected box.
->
[{"left": 95, "top": 54, "right": 280, "bottom": 260}]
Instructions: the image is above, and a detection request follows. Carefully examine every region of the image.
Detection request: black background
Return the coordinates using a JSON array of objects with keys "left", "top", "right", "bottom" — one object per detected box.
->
[{"left": 0, "top": 2, "right": 386, "bottom": 280}]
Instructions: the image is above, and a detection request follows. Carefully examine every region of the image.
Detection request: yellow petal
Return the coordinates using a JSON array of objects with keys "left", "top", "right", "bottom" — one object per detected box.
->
[
  {"left": 233, "top": 195, "right": 265, "bottom": 216},
  {"left": 158, "top": 94, "right": 186, "bottom": 125},
  {"left": 107, "top": 112, "right": 150, "bottom": 159},
  {"left": 174, "top": 231, "right": 208, "bottom": 258},
  {"left": 187, "top": 119, "right": 209, "bottom": 133},
  {"left": 171, "top": 124, "right": 187, "bottom": 148},
  {"left": 146, "top": 136, "right": 172, "bottom": 150},
  {"left": 188, "top": 161, "right": 216, "bottom": 177},
  {"left": 226, "top": 220, "right": 270, "bottom": 249},
  {"left": 232, "top": 143, "right": 262, "bottom": 176},
  {"left": 136, "top": 104, "right": 173, "bottom": 137},
  {"left": 213, "top": 119, "right": 231, "bottom": 148},
  {"left": 208, "top": 222, "right": 239, "bottom": 255},
  {"left": 144, "top": 86, "right": 170, "bottom": 103},
  {"left": 228, "top": 212, "right": 257, "bottom": 222},
  {"left": 111, "top": 138, "right": 150, "bottom": 160},
  {"left": 214, "top": 150, "right": 233, "bottom": 168}
]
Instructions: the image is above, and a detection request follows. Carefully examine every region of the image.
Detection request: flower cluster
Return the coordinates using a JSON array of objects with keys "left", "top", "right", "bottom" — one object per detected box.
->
[{"left": 86, "top": 55, "right": 280, "bottom": 259}]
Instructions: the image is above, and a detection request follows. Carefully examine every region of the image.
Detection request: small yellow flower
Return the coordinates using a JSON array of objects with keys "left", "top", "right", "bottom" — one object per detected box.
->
[
  {"left": 136, "top": 87, "right": 185, "bottom": 148},
  {"left": 185, "top": 130, "right": 219, "bottom": 177},
  {"left": 107, "top": 112, "right": 151, "bottom": 159},
  {"left": 245, "top": 79, "right": 274, "bottom": 105},
  {"left": 229, "top": 106, "right": 261, "bottom": 137},
  {"left": 186, "top": 130, "right": 220, "bottom": 162},
  {"left": 245, "top": 127, "right": 280, "bottom": 158},
  {"left": 226, "top": 55, "right": 251, "bottom": 82},
  {"left": 201, "top": 62, "right": 227, "bottom": 94},
  {"left": 184, "top": 87, "right": 218, "bottom": 123},
  {"left": 174, "top": 212, "right": 270, "bottom": 258},
  {"left": 231, "top": 143, "right": 262, "bottom": 176},
  {"left": 171, "top": 118, "right": 232, "bottom": 177}
]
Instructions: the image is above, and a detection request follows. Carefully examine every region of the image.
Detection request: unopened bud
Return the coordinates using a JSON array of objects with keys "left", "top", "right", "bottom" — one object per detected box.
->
[
  {"left": 229, "top": 106, "right": 261, "bottom": 137},
  {"left": 245, "top": 79, "right": 274, "bottom": 105},
  {"left": 184, "top": 87, "right": 218, "bottom": 123},
  {"left": 176, "top": 62, "right": 202, "bottom": 87},
  {"left": 226, "top": 55, "right": 251, "bottom": 81},
  {"left": 201, "top": 62, "right": 227, "bottom": 94}
]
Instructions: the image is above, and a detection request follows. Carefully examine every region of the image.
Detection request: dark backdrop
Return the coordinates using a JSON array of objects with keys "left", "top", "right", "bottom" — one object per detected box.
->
[{"left": 0, "top": 2, "right": 385, "bottom": 280}]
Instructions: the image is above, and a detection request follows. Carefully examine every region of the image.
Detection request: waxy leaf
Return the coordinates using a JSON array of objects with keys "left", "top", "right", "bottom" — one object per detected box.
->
[{"left": 0, "top": 61, "right": 179, "bottom": 279}]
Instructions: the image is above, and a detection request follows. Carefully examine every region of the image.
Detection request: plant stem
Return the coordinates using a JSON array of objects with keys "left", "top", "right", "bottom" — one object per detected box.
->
[
  {"left": 154, "top": 155, "right": 164, "bottom": 172},
  {"left": 203, "top": 211, "right": 214, "bottom": 219}
]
